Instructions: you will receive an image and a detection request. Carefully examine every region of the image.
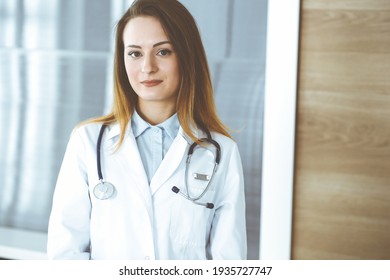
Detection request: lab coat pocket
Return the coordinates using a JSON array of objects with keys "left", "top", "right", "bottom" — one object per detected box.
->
[{"left": 169, "top": 189, "right": 216, "bottom": 258}]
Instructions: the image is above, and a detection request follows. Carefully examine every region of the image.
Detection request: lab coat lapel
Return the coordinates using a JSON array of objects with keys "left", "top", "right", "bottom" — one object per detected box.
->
[
  {"left": 149, "top": 128, "right": 190, "bottom": 195},
  {"left": 106, "top": 123, "right": 151, "bottom": 207}
]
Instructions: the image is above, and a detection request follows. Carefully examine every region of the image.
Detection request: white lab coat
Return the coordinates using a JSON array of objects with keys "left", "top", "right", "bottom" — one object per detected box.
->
[{"left": 47, "top": 122, "right": 247, "bottom": 260}]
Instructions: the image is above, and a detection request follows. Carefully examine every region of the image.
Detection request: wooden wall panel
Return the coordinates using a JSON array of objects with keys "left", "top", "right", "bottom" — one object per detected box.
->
[{"left": 292, "top": 0, "right": 390, "bottom": 259}]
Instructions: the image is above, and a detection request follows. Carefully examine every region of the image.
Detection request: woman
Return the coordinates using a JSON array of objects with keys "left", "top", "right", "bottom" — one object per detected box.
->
[{"left": 47, "top": 0, "right": 246, "bottom": 260}]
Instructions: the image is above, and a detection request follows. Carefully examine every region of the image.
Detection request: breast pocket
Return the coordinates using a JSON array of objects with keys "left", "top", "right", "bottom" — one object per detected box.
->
[
  {"left": 186, "top": 146, "right": 218, "bottom": 194},
  {"left": 169, "top": 188, "right": 216, "bottom": 258}
]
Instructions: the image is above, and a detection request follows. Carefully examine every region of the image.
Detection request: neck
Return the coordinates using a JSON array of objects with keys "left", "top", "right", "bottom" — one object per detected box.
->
[{"left": 136, "top": 100, "right": 176, "bottom": 125}]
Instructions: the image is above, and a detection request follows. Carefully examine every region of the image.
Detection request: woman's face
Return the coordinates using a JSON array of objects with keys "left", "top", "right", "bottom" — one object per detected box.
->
[{"left": 123, "top": 16, "right": 180, "bottom": 109}]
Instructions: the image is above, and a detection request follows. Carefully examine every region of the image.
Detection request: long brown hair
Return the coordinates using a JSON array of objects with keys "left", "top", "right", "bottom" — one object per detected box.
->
[{"left": 88, "top": 0, "right": 230, "bottom": 147}]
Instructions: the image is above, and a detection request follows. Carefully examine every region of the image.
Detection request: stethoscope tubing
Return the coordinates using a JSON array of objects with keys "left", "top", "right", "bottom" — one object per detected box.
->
[
  {"left": 184, "top": 156, "right": 218, "bottom": 201},
  {"left": 96, "top": 124, "right": 107, "bottom": 181},
  {"left": 94, "top": 124, "right": 221, "bottom": 207}
]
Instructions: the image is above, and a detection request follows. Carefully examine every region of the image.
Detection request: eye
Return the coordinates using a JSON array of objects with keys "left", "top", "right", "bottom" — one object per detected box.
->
[
  {"left": 127, "top": 51, "right": 142, "bottom": 58},
  {"left": 157, "top": 49, "right": 172, "bottom": 56}
]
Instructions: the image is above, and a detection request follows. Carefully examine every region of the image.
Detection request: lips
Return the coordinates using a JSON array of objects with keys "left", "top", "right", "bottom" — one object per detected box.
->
[{"left": 141, "top": 80, "right": 162, "bottom": 87}]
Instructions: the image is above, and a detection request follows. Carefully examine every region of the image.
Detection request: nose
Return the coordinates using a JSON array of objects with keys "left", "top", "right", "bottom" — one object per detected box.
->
[{"left": 141, "top": 54, "right": 157, "bottom": 74}]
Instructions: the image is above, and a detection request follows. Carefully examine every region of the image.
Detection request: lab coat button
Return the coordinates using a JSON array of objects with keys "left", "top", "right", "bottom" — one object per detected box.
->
[{"left": 145, "top": 256, "right": 150, "bottom": 260}]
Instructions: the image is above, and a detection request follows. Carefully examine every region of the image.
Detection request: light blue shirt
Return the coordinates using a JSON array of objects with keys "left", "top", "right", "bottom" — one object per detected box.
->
[{"left": 131, "top": 111, "right": 180, "bottom": 184}]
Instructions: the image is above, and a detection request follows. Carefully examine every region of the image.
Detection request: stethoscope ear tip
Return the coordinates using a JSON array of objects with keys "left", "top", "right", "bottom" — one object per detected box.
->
[
  {"left": 171, "top": 186, "right": 214, "bottom": 209},
  {"left": 206, "top": 203, "right": 214, "bottom": 209}
]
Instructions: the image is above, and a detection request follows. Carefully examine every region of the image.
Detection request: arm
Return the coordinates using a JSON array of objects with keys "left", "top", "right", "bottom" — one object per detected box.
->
[
  {"left": 47, "top": 128, "right": 92, "bottom": 259},
  {"left": 207, "top": 143, "right": 247, "bottom": 259}
]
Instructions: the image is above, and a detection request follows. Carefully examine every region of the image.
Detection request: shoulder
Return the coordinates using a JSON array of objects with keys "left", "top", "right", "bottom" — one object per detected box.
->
[
  {"left": 71, "top": 121, "right": 126, "bottom": 148},
  {"left": 61, "top": 123, "right": 102, "bottom": 154},
  {"left": 210, "top": 132, "right": 237, "bottom": 148},
  {"left": 209, "top": 132, "right": 243, "bottom": 175},
  {"left": 71, "top": 122, "right": 105, "bottom": 140},
  {"left": 71, "top": 121, "right": 123, "bottom": 146},
  {"left": 210, "top": 132, "right": 241, "bottom": 158}
]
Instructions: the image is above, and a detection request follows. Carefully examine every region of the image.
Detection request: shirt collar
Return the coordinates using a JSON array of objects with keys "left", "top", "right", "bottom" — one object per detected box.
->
[
  {"left": 159, "top": 113, "right": 180, "bottom": 140},
  {"left": 131, "top": 110, "right": 180, "bottom": 140},
  {"left": 131, "top": 110, "right": 150, "bottom": 138}
]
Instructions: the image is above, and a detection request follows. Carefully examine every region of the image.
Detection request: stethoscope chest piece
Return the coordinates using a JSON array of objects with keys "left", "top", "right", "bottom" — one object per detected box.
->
[{"left": 93, "top": 181, "right": 115, "bottom": 200}]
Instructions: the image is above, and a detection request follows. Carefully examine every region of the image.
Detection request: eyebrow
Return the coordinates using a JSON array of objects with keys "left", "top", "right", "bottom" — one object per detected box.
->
[{"left": 126, "top": 41, "right": 172, "bottom": 49}]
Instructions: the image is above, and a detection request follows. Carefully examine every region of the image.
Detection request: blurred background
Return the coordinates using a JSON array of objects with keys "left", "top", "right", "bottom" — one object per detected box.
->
[{"left": 0, "top": 0, "right": 268, "bottom": 259}]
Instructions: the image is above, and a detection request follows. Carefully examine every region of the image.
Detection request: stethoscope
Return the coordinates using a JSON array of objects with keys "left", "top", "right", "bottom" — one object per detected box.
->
[
  {"left": 93, "top": 124, "right": 116, "bottom": 200},
  {"left": 93, "top": 124, "right": 221, "bottom": 209}
]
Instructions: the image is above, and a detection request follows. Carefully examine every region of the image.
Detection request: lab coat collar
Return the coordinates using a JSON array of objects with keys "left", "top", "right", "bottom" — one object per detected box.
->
[
  {"left": 102, "top": 123, "right": 152, "bottom": 218},
  {"left": 106, "top": 122, "right": 125, "bottom": 141},
  {"left": 179, "top": 121, "right": 209, "bottom": 143},
  {"left": 149, "top": 126, "right": 189, "bottom": 194}
]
